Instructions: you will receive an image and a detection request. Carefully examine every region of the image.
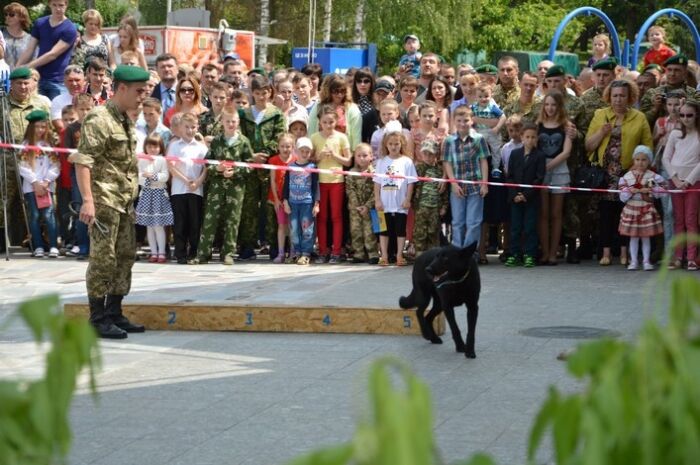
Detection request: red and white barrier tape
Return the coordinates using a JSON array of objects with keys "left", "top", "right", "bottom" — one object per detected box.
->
[{"left": 2, "top": 141, "right": 697, "bottom": 195}]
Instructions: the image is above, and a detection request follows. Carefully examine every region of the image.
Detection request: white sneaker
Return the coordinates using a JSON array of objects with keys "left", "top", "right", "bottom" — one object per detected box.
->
[
  {"left": 33, "top": 247, "right": 45, "bottom": 258},
  {"left": 49, "top": 247, "right": 59, "bottom": 258},
  {"left": 627, "top": 262, "right": 639, "bottom": 271},
  {"left": 643, "top": 262, "right": 654, "bottom": 271},
  {"left": 66, "top": 245, "right": 80, "bottom": 256}
]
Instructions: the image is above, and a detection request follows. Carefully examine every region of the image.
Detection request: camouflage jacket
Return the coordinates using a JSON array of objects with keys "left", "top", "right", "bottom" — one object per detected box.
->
[
  {"left": 493, "top": 84, "right": 521, "bottom": 110},
  {"left": 239, "top": 104, "right": 286, "bottom": 156},
  {"left": 0, "top": 93, "right": 51, "bottom": 143},
  {"left": 198, "top": 109, "right": 223, "bottom": 139},
  {"left": 579, "top": 86, "right": 606, "bottom": 134},
  {"left": 204, "top": 133, "right": 254, "bottom": 187},
  {"left": 639, "top": 84, "right": 699, "bottom": 128},
  {"left": 69, "top": 101, "right": 139, "bottom": 214},
  {"left": 500, "top": 95, "right": 541, "bottom": 140},
  {"left": 346, "top": 165, "right": 375, "bottom": 210},
  {"left": 414, "top": 163, "right": 448, "bottom": 210}
]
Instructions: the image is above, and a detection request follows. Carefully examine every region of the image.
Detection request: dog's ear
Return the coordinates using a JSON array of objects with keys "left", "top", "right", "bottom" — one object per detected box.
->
[{"left": 462, "top": 241, "right": 478, "bottom": 260}]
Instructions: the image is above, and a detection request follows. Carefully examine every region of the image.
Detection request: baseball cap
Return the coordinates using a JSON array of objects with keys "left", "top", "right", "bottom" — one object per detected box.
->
[{"left": 296, "top": 137, "right": 313, "bottom": 151}]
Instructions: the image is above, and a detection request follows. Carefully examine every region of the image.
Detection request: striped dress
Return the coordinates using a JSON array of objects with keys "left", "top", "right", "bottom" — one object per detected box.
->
[{"left": 618, "top": 170, "right": 664, "bottom": 237}]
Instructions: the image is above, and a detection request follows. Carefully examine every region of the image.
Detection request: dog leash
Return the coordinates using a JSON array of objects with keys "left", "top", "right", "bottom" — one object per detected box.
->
[{"left": 435, "top": 269, "right": 471, "bottom": 289}]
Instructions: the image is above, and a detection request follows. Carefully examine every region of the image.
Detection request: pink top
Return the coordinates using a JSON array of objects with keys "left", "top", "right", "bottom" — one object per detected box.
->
[{"left": 662, "top": 130, "right": 700, "bottom": 185}]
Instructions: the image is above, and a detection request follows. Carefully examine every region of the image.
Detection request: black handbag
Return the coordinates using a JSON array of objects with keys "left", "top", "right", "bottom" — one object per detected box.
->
[{"left": 574, "top": 163, "right": 607, "bottom": 189}]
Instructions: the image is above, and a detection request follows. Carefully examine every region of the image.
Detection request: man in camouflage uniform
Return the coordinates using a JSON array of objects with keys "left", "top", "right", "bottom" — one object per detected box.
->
[
  {"left": 580, "top": 58, "right": 617, "bottom": 131},
  {"left": 413, "top": 141, "right": 449, "bottom": 255},
  {"left": 346, "top": 152, "right": 378, "bottom": 264},
  {"left": 0, "top": 67, "right": 51, "bottom": 247},
  {"left": 195, "top": 110, "right": 253, "bottom": 264},
  {"left": 492, "top": 56, "right": 521, "bottom": 110},
  {"left": 639, "top": 54, "right": 699, "bottom": 128},
  {"left": 70, "top": 65, "right": 151, "bottom": 339},
  {"left": 501, "top": 72, "right": 541, "bottom": 139}
]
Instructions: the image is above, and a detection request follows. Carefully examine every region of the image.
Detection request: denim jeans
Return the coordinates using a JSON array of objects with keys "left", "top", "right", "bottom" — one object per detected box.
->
[
  {"left": 70, "top": 168, "right": 90, "bottom": 255},
  {"left": 450, "top": 191, "right": 483, "bottom": 249},
  {"left": 510, "top": 202, "right": 539, "bottom": 257},
  {"left": 24, "top": 192, "right": 58, "bottom": 250},
  {"left": 38, "top": 80, "right": 66, "bottom": 101},
  {"left": 289, "top": 202, "right": 315, "bottom": 255}
]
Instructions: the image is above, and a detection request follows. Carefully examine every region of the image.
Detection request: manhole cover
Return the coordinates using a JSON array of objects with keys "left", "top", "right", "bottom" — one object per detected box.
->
[{"left": 520, "top": 326, "right": 620, "bottom": 339}]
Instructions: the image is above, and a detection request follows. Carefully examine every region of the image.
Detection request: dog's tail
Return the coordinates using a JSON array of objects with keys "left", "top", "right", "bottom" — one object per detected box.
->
[{"left": 399, "top": 289, "right": 416, "bottom": 309}]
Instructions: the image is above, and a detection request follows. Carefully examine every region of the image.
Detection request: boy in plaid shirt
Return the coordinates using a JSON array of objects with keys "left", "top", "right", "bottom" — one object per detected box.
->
[{"left": 442, "top": 105, "right": 489, "bottom": 249}]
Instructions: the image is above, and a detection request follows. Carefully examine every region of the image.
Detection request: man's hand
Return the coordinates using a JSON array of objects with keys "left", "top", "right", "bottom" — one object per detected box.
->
[{"left": 80, "top": 200, "right": 96, "bottom": 225}]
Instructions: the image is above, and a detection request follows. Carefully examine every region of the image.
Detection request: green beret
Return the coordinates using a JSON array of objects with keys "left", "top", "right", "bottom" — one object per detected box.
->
[
  {"left": 475, "top": 64, "right": 497, "bottom": 75},
  {"left": 643, "top": 63, "right": 663, "bottom": 74},
  {"left": 9, "top": 67, "right": 32, "bottom": 80},
  {"left": 112, "top": 65, "right": 150, "bottom": 83},
  {"left": 25, "top": 109, "right": 49, "bottom": 123},
  {"left": 247, "top": 67, "right": 265, "bottom": 76},
  {"left": 592, "top": 57, "right": 618, "bottom": 71},
  {"left": 664, "top": 54, "right": 688, "bottom": 67},
  {"left": 545, "top": 65, "right": 566, "bottom": 78}
]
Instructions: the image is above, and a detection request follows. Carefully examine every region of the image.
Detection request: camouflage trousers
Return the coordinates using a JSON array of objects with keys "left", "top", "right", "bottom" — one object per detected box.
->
[
  {"left": 413, "top": 206, "right": 441, "bottom": 254},
  {"left": 197, "top": 182, "right": 245, "bottom": 259},
  {"left": 238, "top": 171, "right": 276, "bottom": 249},
  {"left": 349, "top": 209, "right": 378, "bottom": 259},
  {"left": 86, "top": 205, "right": 135, "bottom": 298},
  {"left": 564, "top": 195, "right": 598, "bottom": 240},
  {"left": 0, "top": 160, "right": 27, "bottom": 244}
]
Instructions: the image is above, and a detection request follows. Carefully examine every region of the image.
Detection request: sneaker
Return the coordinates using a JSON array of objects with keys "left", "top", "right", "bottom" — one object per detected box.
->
[
  {"left": 223, "top": 254, "right": 234, "bottom": 265},
  {"left": 627, "top": 262, "right": 639, "bottom": 271},
  {"left": 328, "top": 255, "right": 340, "bottom": 264},
  {"left": 285, "top": 255, "right": 299, "bottom": 264},
  {"left": 368, "top": 257, "right": 379, "bottom": 265},
  {"left": 48, "top": 247, "right": 59, "bottom": 258},
  {"left": 643, "top": 262, "right": 654, "bottom": 271},
  {"left": 505, "top": 256, "right": 521, "bottom": 267},
  {"left": 296, "top": 256, "right": 310, "bottom": 265},
  {"left": 272, "top": 254, "right": 284, "bottom": 264},
  {"left": 33, "top": 247, "right": 45, "bottom": 258},
  {"left": 66, "top": 245, "right": 80, "bottom": 257},
  {"left": 315, "top": 255, "right": 328, "bottom": 264},
  {"left": 238, "top": 248, "right": 257, "bottom": 260},
  {"left": 523, "top": 255, "right": 536, "bottom": 268},
  {"left": 688, "top": 261, "right": 698, "bottom": 271}
]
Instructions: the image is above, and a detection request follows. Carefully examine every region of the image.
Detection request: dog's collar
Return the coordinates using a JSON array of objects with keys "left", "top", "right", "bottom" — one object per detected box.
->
[{"left": 435, "top": 268, "right": 471, "bottom": 289}]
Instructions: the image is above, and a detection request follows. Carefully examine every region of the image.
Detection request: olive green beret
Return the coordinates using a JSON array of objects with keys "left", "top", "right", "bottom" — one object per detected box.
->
[
  {"left": 592, "top": 57, "right": 618, "bottom": 71},
  {"left": 9, "top": 67, "right": 32, "bottom": 80},
  {"left": 664, "top": 54, "right": 688, "bottom": 67},
  {"left": 112, "top": 65, "right": 151, "bottom": 83},
  {"left": 247, "top": 67, "right": 265, "bottom": 76},
  {"left": 25, "top": 109, "right": 49, "bottom": 123},
  {"left": 545, "top": 65, "right": 566, "bottom": 78},
  {"left": 643, "top": 63, "right": 663, "bottom": 74},
  {"left": 475, "top": 64, "right": 497, "bottom": 74}
]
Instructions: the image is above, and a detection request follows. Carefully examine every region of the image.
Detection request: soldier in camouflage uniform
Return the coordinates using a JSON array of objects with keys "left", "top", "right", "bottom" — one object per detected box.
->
[
  {"left": 501, "top": 72, "right": 541, "bottom": 141},
  {"left": 580, "top": 58, "right": 617, "bottom": 132},
  {"left": 194, "top": 110, "right": 253, "bottom": 265},
  {"left": 237, "top": 81, "right": 286, "bottom": 259},
  {"left": 345, "top": 144, "right": 378, "bottom": 263},
  {"left": 69, "top": 65, "right": 151, "bottom": 339},
  {"left": 198, "top": 82, "right": 229, "bottom": 143},
  {"left": 0, "top": 68, "right": 51, "bottom": 247},
  {"left": 639, "top": 54, "right": 699, "bottom": 128},
  {"left": 412, "top": 141, "right": 449, "bottom": 255},
  {"left": 492, "top": 56, "right": 521, "bottom": 110}
]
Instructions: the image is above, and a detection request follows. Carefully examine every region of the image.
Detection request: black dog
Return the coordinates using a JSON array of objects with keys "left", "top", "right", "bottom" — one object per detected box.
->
[{"left": 399, "top": 242, "right": 481, "bottom": 358}]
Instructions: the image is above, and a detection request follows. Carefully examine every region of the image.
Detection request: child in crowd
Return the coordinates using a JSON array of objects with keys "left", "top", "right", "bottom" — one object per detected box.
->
[
  {"left": 167, "top": 112, "right": 208, "bottom": 264},
  {"left": 292, "top": 74, "right": 316, "bottom": 114},
  {"left": 371, "top": 99, "right": 414, "bottom": 157},
  {"left": 61, "top": 105, "right": 78, "bottom": 127},
  {"left": 195, "top": 109, "right": 254, "bottom": 265},
  {"left": 287, "top": 112, "right": 308, "bottom": 139},
  {"left": 268, "top": 133, "right": 296, "bottom": 263},
  {"left": 198, "top": 82, "right": 229, "bottom": 145},
  {"left": 470, "top": 83, "right": 506, "bottom": 165},
  {"left": 443, "top": 105, "right": 489, "bottom": 250},
  {"left": 537, "top": 91, "right": 572, "bottom": 265},
  {"left": 311, "top": 104, "right": 353, "bottom": 263},
  {"left": 283, "top": 137, "right": 320, "bottom": 265},
  {"left": 374, "top": 127, "right": 417, "bottom": 266},
  {"left": 451, "top": 73, "right": 479, "bottom": 114},
  {"left": 398, "top": 76, "right": 419, "bottom": 124},
  {"left": 406, "top": 105, "right": 421, "bottom": 132},
  {"left": 231, "top": 90, "right": 250, "bottom": 110},
  {"left": 18, "top": 110, "right": 59, "bottom": 258},
  {"left": 56, "top": 104, "right": 78, "bottom": 252},
  {"left": 643, "top": 25, "right": 676, "bottom": 67},
  {"left": 398, "top": 34, "right": 422, "bottom": 79},
  {"left": 412, "top": 101, "right": 441, "bottom": 148},
  {"left": 346, "top": 143, "right": 379, "bottom": 264},
  {"left": 662, "top": 100, "right": 700, "bottom": 271},
  {"left": 137, "top": 98, "right": 171, "bottom": 146},
  {"left": 135, "top": 135, "right": 173, "bottom": 263},
  {"left": 168, "top": 113, "right": 184, "bottom": 146},
  {"left": 505, "top": 123, "right": 546, "bottom": 268},
  {"left": 618, "top": 146, "right": 665, "bottom": 271},
  {"left": 275, "top": 79, "right": 308, "bottom": 120},
  {"left": 587, "top": 33, "right": 611, "bottom": 68},
  {"left": 118, "top": 50, "right": 140, "bottom": 67},
  {"left": 501, "top": 115, "right": 524, "bottom": 178},
  {"left": 412, "top": 140, "right": 447, "bottom": 256}
]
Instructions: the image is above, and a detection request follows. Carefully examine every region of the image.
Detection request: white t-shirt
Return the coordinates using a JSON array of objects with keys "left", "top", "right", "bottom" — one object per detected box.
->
[
  {"left": 50, "top": 92, "right": 74, "bottom": 120},
  {"left": 373, "top": 155, "right": 417, "bottom": 214},
  {"left": 167, "top": 138, "right": 208, "bottom": 196}
]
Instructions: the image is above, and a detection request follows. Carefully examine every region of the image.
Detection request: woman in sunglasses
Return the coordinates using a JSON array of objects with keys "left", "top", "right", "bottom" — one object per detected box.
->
[
  {"left": 1, "top": 2, "right": 34, "bottom": 70},
  {"left": 163, "top": 76, "right": 208, "bottom": 128},
  {"left": 350, "top": 67, "right": 377, "bottom": 143},
  {"left": 307, "top": 73, "right": 362, "bottom": 151},
  {"left": 662, "top": 100, "right": 700, "bottom": 270}
]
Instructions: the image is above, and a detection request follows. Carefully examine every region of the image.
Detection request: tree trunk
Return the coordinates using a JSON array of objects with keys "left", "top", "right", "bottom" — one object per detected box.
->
[
  {"left": 258, "top": 0, "right": 270, "bottom": 66},
  {"left": 353, "top": 0, "right": 365, "bottom": 43},
  {"left": 322, "top": 0, "right": 332, "bottom": 43}
]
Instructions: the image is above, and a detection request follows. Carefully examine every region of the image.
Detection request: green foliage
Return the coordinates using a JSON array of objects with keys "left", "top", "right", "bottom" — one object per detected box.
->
[{"left": 0, "top": 295, "right": 99, "bottom": 465}]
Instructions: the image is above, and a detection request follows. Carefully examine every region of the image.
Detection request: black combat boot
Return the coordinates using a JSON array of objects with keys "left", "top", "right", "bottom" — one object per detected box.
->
[
  {"left": 566, "top": 238, "right": 580, "bottom": 264},
  {"left": 106, "top": 295, "right": 145, "bottom": 333},
  {"left": 89, "top": 297, "right": 127, "bottom": 339}
]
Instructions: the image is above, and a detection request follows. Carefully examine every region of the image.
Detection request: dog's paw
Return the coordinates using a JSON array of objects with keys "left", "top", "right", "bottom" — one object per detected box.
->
[
  {"left": 455, "top": 343, "right": 465, "bottom": 353},
  {"left": 430, "top": 336, "right": 443, "bottom": 344},
  {"left": 465, "top": 350, "right": 476, "bottom": 359}
]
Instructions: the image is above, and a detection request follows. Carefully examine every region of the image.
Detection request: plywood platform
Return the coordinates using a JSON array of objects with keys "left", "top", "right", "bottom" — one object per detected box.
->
[{"left": 63, "top": 303, "right": 445, "bottom": 336}]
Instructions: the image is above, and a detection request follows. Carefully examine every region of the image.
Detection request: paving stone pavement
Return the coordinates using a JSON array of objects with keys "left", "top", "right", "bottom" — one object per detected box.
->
[{"left": 0, "top": 250, "right": 691, "bottom": 465}]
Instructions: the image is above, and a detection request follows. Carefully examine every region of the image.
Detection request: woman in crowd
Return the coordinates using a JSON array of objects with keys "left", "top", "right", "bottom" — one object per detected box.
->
[
  {"left": 308, "top": 74, "right": 362, "bottom": 151},
  {"left": 163, "top": 77, "right": 208, "bottom": 127},
  {"left": 71, "top": 10, "right": 113, "bottom": 70},
  {"left": 350, "top": 67, "right": 378, "bottom": 143},
  {"left": 585, "top": 79, "right": 653, "bottom": 266},
  {"left": 1, "top": 3, "right": 33, "bottom": 70},
  {"left": 110, "top": 21, "right": 146, "bottom": 69}
]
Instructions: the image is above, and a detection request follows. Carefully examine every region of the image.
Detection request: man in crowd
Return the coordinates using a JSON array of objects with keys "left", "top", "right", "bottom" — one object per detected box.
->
[
  {"left": 640, "top": 54, "right": 699, "bottom": 127},
  {"left": 199, "top": 63, "right": 221, "bottom": 108},
  {"left": 151, "top": 53, "right": 179, "bottom": 115},
  {"left": 85, "top": 58, "right": 112, "bottom": 105},
  {"left": 493, "top": 56, "right": 520, "bottom": 109},
  {"left": 50, "top": 64, "right": 86, "bottom": 131}
]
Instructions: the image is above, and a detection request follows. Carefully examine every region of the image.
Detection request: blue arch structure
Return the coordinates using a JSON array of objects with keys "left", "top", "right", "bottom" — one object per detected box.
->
[
  {"left": 549, "top": 7, "right": 621, "bottom": 64},
  {"left": 632, "top": 9, "right": 700, "bottom": 67}
]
